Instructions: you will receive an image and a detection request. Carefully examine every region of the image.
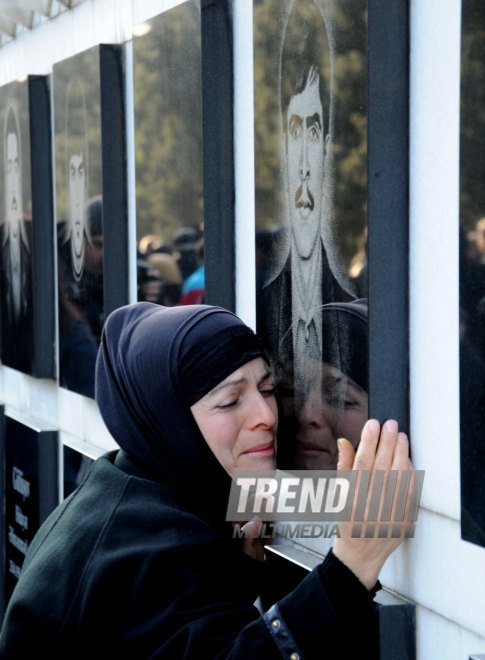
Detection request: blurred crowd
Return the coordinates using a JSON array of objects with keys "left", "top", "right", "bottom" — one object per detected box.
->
[{"left": 137, "top": 225, "right": 204, "bottom": 307}]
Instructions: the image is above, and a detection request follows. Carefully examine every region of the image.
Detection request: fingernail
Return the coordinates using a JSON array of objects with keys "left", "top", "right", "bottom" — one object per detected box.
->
[
  {"left": 385, "top": 419, "right": 398, "bottom": 433},
  {"left": 241, "top": 519, "right": 261, "bottom": 538},
  {"left": 337, "top": 437, "right": 349, "bottom": 457},
  {"left": 366, "top": 419, "right": 380, "bottom": 432},
  {"left": 397, "top": 432, "right": 408, "bottom": 443}
]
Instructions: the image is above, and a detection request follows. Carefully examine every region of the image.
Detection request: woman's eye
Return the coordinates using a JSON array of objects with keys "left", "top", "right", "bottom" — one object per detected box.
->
[
  {"left": 217, "top": 399, "right": 238, "bottom": 410},
  {"left": 260, "top": 387, "right": 276, "bottom": 398}
]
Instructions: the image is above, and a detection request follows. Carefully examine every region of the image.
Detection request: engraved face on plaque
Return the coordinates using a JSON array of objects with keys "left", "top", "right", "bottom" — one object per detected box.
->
[
  {"left": 0, "top": 81, "right": 34, "bottom": 374},
  {"left": 254, "top": 0, "right": 368, "bottom": 470},
  {"left": 54, "top": 47, "right": 105, "bottom": 398},
  {"left": 65, "top": 82, "right": 89, "bottom": 284}
]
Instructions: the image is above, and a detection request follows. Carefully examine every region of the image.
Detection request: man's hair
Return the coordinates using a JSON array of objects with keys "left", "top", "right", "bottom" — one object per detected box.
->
[{"left": 280, "top": 0, "right": 331, "bottom": 141}]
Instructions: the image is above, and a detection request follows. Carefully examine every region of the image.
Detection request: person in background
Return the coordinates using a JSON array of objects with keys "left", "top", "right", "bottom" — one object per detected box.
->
[
  {"left": 180, "top": 239, "right": 204, "bottom": 305},
  {"left": 173, "top": 225, "right": 203, "bottom": 281},
  {"left": 147, "top": 251, "right": 183, "bottom": 306}
]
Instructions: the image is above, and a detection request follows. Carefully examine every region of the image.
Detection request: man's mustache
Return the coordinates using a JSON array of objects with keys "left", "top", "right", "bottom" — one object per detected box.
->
[{"left": 295, "top": 185, "right": 314, "bottom": 211}]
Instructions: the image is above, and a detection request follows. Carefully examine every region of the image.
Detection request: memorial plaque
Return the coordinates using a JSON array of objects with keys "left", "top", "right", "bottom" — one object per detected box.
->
[
  {"left": 53, "top": 44, "right": 128, "bottom": 398},
  {"left": 2, "top": 414, "right": 58, "bottom": 609},
  {"left": 253, "top": 0, "right": 368, "bottom": 471},
  {"left": 0, "top": 76, "right": 55, "bottom": 377},
  {"left": 133, "top": 1, "right": 204, "bottom": 307}
]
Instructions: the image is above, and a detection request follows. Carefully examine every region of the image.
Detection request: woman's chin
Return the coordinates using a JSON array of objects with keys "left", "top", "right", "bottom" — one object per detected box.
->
[{"left": 237, "top": 454, "right": 276, "bottom": 472}]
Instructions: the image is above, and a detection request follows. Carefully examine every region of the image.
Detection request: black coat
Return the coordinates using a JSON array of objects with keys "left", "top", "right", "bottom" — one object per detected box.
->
[{"left": 0, "top": 450, "right": 379, "bottom": 659}]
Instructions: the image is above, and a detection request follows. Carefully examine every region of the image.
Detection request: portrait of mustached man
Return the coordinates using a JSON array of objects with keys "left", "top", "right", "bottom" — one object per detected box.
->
[
  {"left": 260, "top": 0, "right": 356, "bottom": 414},
  {"left": 62, "top": 80, "right": 90, "bottom": 284}
]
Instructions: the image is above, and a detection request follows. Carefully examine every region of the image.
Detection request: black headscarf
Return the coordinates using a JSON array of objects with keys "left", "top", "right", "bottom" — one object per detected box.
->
[
  {"left": 95, "top": 302, "right": 266, "bottom": 524},
  {"left": 321, "top": 298, "right": 368, "bottom": 392}
]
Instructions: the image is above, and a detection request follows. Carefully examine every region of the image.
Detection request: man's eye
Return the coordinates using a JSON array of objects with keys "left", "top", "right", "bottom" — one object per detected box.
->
[
  {"left": 308, "top": 126, "right": 320, "bottom": 141},
  {"left": 290, "top": 122, "right": 301, "bottom": 138}
]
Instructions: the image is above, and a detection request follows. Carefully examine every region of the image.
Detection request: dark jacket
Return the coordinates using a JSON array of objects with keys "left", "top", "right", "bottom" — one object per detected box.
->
[{"left": 0, "top": 449, "right": 378, "bottom": 659}]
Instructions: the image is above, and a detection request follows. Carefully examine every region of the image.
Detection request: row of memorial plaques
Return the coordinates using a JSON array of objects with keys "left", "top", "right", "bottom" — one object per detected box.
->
[
  {"left": 0, "top": 1, "right": 202, "bottom": 397},
  {"left": 1, "top": 0, "right": 483, "bottom": 554},
  {"left": 0, "top": 45, "right": 126, "bottom": 398},
  {"left": 0, "top": 0, "right": 369, "bottom": 456},
  {"left": 0, "top": 406, "right": 95, "bottom": 618}
]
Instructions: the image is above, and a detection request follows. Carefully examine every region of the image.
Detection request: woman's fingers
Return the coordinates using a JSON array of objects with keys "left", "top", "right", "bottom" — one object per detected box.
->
[
  {"left": 351, "top": 419, "right": 409, "bottom": 472},
  {"left": 373, "top": 420, "right": 400, "bottom": 471},
  {"left": 391, "top": 432, "right": 412, "bottom": 471},
  {"left": 352, "top": 418, "right": 381, "bottom": 470},
  {"left": 333, "top": 419, "right": 415, "bottom": 590},
  {"left": 336, "top": 437, "right": 355, "bottom": 470}
]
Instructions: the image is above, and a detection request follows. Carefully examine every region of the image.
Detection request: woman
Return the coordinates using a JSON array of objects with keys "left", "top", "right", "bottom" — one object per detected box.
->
[{"left": 0, "top": 302, "right": 412, "bottom": 658}]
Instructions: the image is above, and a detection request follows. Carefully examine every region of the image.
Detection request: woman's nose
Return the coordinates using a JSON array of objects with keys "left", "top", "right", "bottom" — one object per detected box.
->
[{"left": 249, "top": 393, "right": 277, "bottom": 429}]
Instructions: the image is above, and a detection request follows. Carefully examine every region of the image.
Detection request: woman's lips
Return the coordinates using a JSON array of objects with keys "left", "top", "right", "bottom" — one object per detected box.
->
[{"left": 242, "top": 441, "right": 275, "bottom": 456}]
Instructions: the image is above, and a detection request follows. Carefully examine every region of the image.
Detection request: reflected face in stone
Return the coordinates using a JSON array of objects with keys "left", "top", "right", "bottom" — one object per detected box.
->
[
  {"left": 286, "top": 70, "right": 325, "bottom": 260},
  {"left": 6, "top": 131, "right": 22, "bottom": 237},
  {"left": 69, "top": 152, "right": 86, "bottom": 279},
  {"left": 190, "top": 358, "right": 278, "bottom": 476},
  {"left": 293, "top": 362, "right": 368, "bottom": 470}
]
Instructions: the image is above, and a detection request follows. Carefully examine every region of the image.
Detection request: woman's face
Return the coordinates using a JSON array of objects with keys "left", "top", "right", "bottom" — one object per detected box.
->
[
  {"left": 293, "top": 362, "right": 368, "bottom": 470},
  {"left": 191, "top": 358, "right": 278, "bottom": 476}
]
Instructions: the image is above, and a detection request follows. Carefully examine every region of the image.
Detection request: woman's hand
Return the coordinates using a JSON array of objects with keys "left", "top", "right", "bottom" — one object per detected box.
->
[
  {"left": 240, "top": 519, "right": 265, "bottom": 562},
  {"left": 332, "top": 418, "right": 414, "bottom": 590}
]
